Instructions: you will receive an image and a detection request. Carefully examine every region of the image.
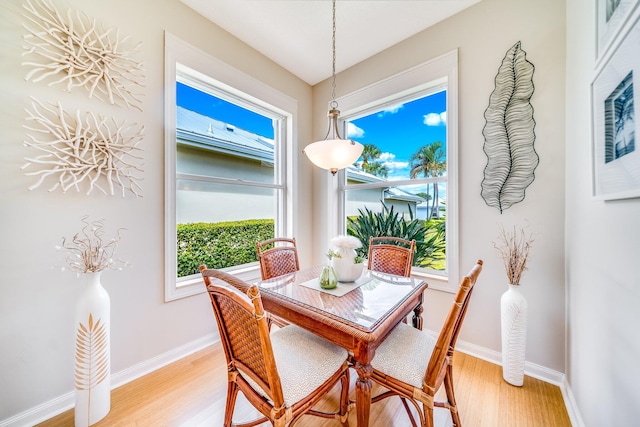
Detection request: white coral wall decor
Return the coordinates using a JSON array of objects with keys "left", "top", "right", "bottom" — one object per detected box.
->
[
  {"left": 22, "top": 0, "right": 145, "bottom": 111},
  {"left": 23, "top": 97, "right": 144, "bottom": 197}
]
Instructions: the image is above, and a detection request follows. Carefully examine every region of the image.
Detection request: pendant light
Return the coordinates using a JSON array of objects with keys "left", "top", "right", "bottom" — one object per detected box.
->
[{"left": 303, "top": 0, "right": 363, "bottom": 175}]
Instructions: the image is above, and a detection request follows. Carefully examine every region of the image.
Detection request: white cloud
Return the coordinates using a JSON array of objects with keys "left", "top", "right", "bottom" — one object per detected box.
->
[
  {"left": 347, "top": 122, "right": 364, "bottom": 138},
  {"left": 423, "top": 112, "right": 447, "bottom": 126},
  {"left": 377, "top": 103, "right": 404, "bottom": 117},
  {"left": 379, "top": 152, "right": 396, "bottom": 162},
  {"left": 379, "top": 152, "right": 408, "bottom": 171},
  {"left": 384, "top": 160, "right": 409, "bottom": 170}
]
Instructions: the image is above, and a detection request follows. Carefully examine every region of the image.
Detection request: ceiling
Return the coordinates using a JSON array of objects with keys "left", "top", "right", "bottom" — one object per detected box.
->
[{"left": 180, "top": 0, "right": 481, "bottom": 86}]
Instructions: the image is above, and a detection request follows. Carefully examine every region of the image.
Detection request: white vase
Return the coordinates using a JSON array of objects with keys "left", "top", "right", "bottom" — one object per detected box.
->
[
  {"left": 74, "top": 271, "right": 111, "bottom": 426},
  {"left": 500, "top": 283, "right": 528, "bottom": 386},
  {"left": 330, "top": 247, "right": 364, "bottom": 282}
]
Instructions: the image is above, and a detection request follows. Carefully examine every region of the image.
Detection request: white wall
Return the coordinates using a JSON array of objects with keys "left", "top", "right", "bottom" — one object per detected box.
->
[
  {"left": 313, "top": 0, "right": 566, "bottom": 372},
  {"left": 0, "top": 0, "right": 312, "bottom": 422},
  {"left": 566, "top": 1, "right": 640, "bottom": 425}
]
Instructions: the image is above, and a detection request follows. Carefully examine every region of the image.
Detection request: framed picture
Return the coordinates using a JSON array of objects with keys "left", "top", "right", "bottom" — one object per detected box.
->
[
  {"left": 597, "top": 0, "right": 639, "bottom": 61},
  {"left": 592, "top": 7, "right": 640, "bottom": 200}
]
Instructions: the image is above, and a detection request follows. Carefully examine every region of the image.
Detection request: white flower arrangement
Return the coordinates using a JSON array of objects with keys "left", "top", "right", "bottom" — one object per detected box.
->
[
  {"left": 328, "top": 235, "right": 364, "bottom": 264},
  {"left": 330, "top": 235, "right": 362, "bottom": 250},
  {"left": 57, "top": 216, "right": 128, "bottom": 275}
]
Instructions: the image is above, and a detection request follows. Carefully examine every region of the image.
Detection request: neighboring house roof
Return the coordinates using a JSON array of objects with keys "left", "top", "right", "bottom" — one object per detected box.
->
[
  {"left": 345, "top": 165, "right": 384, "bottom": 184},
  {"left": 346, "top": 166, "right": 424, "bottom": 204},
  {"left": 176, "top": 107, "right": 274, "bottom": 163},
  {"left": 384, "top": 187, "right": 425, "bottom": 204}
]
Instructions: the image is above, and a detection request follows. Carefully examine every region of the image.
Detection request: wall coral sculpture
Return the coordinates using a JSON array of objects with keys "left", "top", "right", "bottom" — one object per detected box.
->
[
  {"left": 22, "top": 0, "right": 145, "bottom": 111},
  {"left": 22, "top": 97, "right": 144, "bottom": 197},
  {"left": 481, "top": 41, "right": 539, "bottom": 213}
]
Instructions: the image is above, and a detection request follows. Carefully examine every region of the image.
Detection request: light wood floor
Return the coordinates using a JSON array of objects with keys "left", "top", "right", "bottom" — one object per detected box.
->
[{"left": 37, "top": 345, "right": 571, "bottom": 426}]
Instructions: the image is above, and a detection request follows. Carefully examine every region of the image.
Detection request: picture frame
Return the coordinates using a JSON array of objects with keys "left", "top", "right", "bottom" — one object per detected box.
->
[
  {"left": 591, "top": 6, "right": 640, "bottom": 200},
  {"left": 597, "top": 0, "right": 640, "bottom": 63}
]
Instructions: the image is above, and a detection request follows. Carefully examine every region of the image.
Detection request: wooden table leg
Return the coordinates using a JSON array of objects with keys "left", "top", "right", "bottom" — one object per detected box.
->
[
  {"left": 412, "top": 301, "right": 424, "bottom": 330},
  {"left": 354, "top": 361, "right": 373, "bottom": 426}
]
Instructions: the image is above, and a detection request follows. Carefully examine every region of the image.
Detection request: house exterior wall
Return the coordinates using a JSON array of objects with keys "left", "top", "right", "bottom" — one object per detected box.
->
[
  {"left": 385, "top": 201, "right": 417, "bottom": 218},
  {"left": 177, "top": 145, "right": 275, "bottom": 223},
  {"left": 344, "top": 187, "right": 385, "bottom": 218}
]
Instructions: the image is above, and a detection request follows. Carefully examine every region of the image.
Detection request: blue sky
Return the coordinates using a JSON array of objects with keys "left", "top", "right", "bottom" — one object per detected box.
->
[
  {"left": 347, "top": 90, "right": 447, "bottom": 180},
  {"left": 177, "top": 82, "right": 447, "bottom": 180},
  {"left": 177, "top": 83, "right": 275, "bottom": 138}
]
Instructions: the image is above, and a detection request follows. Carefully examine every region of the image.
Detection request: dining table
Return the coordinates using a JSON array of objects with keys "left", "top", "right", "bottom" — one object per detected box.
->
[{"left": 246, "top": 265, "right": 429, "bottom": 427}]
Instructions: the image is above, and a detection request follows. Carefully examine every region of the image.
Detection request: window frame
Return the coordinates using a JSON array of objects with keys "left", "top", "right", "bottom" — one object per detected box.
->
[
  {"left": 164, "top": 32, "right": 296, "bottom": 301},
  {"left": 337, "top": 50, "right": 459, "bottom": 292}
]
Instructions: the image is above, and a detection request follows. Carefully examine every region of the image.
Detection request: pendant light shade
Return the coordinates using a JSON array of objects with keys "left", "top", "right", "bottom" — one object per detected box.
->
[
  {"left": 304, "top": 0, "right": 363, "bottom": 175},
  {"left": 304, "top": 109, "right": 363, "bottom": 175}
]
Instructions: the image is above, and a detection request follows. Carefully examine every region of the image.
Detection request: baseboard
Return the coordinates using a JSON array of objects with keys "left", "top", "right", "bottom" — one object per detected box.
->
[
  {"left": 0, "top": 334, "right": 218, "bottom": 427},
  {"left": 560, "top": 376, "right": 586, "bottom": 427},
  {"left": 453, "top": 337, "right": 565, "bottom": 385}
]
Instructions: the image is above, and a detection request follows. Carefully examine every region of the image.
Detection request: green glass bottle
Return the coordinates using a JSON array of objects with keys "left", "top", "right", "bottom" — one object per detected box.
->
[{"left": 319, "top": 265, "right": 338, "bottom": 289}]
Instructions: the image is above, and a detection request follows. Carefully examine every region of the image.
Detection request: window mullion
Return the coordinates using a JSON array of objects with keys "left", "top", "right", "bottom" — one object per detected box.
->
[{"left": 177, "top": 172, "right": 285, "bottom": 190}]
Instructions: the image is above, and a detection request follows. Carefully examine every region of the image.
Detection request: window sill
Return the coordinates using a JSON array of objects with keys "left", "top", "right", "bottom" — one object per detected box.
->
[
  {"left": 411, "top": 270, "right": 455, "bottom": 293},
  {"left": 166, "top": 263, "right": 262, "bottom": 302}
]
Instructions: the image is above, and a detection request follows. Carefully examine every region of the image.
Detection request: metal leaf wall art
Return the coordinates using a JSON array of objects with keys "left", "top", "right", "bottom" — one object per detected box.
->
[
  {"left": 74, "top": 314, "right": 109, "bottom": 392},
  {"left": 481, "top": 41, "right": 539, "bottom": 213},
  {"left": 22, "top": 97, "right": 144, "bottom": 197},
  {"left": 22, "top": 0, "right": 145, "bottom": 111}
]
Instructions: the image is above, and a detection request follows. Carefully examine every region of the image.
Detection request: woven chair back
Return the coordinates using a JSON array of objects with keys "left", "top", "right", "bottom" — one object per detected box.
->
[
  {"left": 256, "top": 237, "right": 300, "bottom": 280},
  {"left": 200, "top": 267, "right": 284, "bottom": 405},
  {"left": 367, "top": 236, "right": 416, "bottom": 277},
  {"left": 424, "top": 260, "right": 483, "bottom": 390}
]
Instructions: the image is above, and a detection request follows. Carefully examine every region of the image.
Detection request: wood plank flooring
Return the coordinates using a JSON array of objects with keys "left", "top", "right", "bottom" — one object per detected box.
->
[{"left": 37, "top": 344, "right": 571, "bottom": 426}]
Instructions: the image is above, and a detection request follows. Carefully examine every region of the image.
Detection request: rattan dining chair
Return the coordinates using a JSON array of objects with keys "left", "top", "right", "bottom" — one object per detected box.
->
[
  {"left": 369, "top": 260, "right": 484, "bottom": 427},
  {"left": 256, "top": 237, "right": 300, "bottom": 280},
  {"left": 256, "top": 237, "right": 300, "bottom": 328},
  {"left": 367, "top": 236, "right": 416, "bottom": 277},
  {"left": 200, "top": 266, "right": 351, "bottom": 427}
]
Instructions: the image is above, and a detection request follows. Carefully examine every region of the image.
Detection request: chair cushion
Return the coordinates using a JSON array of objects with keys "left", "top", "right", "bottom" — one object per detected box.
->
[
  {"left": 240, "top": 325, "right": 348, "bottom": 406},
  {"left": 371, "top": 322, "right": 436, "bottom": 389}
]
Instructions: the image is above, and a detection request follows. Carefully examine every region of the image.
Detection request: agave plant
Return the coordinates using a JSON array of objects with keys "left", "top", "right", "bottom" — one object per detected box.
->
[{"left": 347, "top": 203, "right": 445, "bottom": 269}]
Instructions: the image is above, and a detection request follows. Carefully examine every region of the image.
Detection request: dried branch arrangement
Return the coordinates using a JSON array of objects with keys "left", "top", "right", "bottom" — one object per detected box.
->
[
  {"left": 22, "top": 0, "right": 145, "bottom": 111},
  {"left": 494, "top": 225, "right": 534, "bottom": 285},
  {"left": 22, "top": 97, "right": 144, "bottom": 197},
  {"left": 57, "top": 216, "right": 128, "bottom": 274}
]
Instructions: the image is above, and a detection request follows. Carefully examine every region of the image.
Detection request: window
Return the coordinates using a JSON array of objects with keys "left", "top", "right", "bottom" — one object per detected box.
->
[
  {"left": 164, "top": 33, "right": 296, "bottom": 301},
  {"left": 338, "top": 51, "right": 459, "bottom": 291}
]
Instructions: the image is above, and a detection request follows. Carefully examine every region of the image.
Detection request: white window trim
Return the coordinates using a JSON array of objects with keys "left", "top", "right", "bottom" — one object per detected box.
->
[
  {"left": 164, "top": 32, "right": 297, "bottom": 301},
  {"left": 337, "top": 49, "right": 459, "bottom": 292}
]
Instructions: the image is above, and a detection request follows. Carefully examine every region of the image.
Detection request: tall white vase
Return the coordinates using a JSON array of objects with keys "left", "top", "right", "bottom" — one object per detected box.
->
[
  {"left": 500, "top": 283, "right": 528, "bottom": 386},
  {"left": 74, "top": 271, "right": 111, "bottom": 426},
  {"left": 330, "top": 247, "right": 364, "bottom": 282}
]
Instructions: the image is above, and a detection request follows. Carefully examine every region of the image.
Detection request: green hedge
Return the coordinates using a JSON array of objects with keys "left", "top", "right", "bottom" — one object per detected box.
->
[{"left": 177, "top": 219, "right": 274, "bottom": 277}]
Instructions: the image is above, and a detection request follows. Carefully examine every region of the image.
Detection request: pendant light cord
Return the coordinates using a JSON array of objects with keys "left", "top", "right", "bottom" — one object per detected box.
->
[{"left": 330, "top": 0, "right": 338, "bottom": 110}]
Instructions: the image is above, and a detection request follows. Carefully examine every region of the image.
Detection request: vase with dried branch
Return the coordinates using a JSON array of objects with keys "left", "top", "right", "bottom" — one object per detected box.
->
[
  {"left": 494, "top": 224, "right": 534, "bottom": 387},
  {"left": 58, "top": 216, "right": 128, "bottom": 426}
]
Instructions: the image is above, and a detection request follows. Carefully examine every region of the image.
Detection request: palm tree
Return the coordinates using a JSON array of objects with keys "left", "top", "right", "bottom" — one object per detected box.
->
[
  {"left": 416, "top": 192, "right": 432, "bottom": 204},
  {"left": 364, "top": 161, "right": 390, "bottom": 178},
  {"left": 409, "top": 141, "right": 446, "bottom": 218},
  {"left": 360, "top": 144, "right": 381, "bottom": 168}
]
